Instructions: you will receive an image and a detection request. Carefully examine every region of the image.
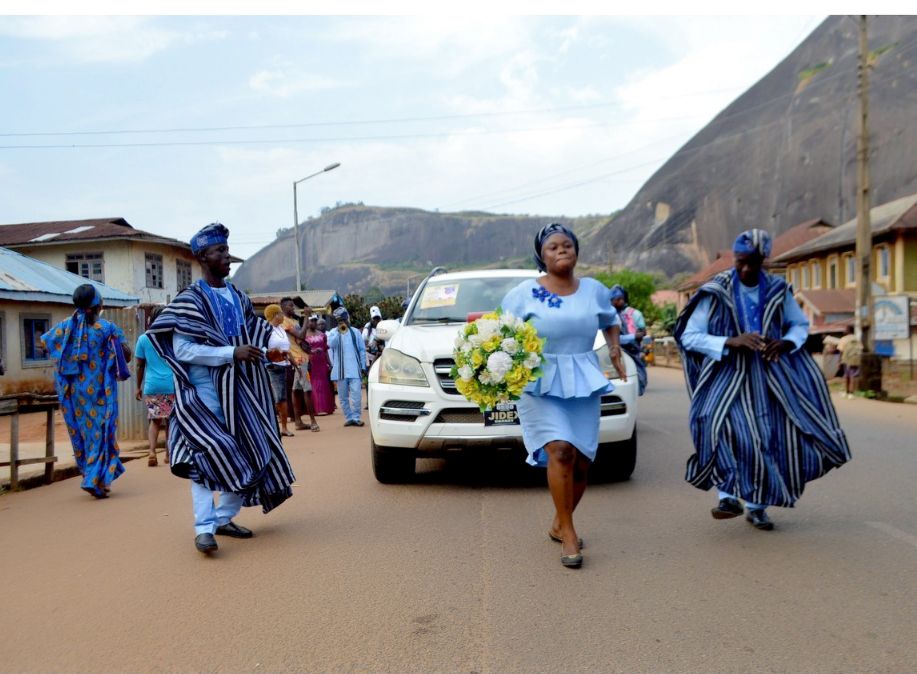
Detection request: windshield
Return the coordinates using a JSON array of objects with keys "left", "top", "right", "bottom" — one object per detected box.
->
[{"left": 406, "top": 276, "right": 532, "bottom": 325}]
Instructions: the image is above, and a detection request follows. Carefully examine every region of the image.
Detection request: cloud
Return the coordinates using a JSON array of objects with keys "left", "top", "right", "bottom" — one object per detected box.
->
[
  {"left": 0, "top": 16, "right": 226, "bottom": 64},
  {"left": 248, "top": 67, "right": 348, "bottom": 98}
]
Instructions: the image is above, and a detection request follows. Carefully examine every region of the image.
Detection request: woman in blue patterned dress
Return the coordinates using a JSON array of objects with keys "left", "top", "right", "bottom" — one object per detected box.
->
[
  {"left": 42, "top": 284, "right": 131, "bottom": 499},
  {"left": 501, "top": 224, "right": 626, "bottom": 568}
]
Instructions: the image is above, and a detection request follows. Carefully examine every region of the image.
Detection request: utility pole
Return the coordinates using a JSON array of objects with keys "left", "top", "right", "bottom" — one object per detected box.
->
[{"left": 855, "top": 15, "right": 881, "bottom": 392}]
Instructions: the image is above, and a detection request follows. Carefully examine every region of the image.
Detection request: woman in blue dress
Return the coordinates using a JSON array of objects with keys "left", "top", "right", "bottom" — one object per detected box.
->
[
  {"left": 41, "top": 284, "right": 131, "bottom": 498},
  {"left": 501, "top": 224, "right": 626, "bottom": 568}
]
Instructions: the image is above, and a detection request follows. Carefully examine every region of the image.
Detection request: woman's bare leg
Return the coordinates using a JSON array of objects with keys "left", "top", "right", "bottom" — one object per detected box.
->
[{"left": 545, "top": 440, "right": 580, "bottom": 556}]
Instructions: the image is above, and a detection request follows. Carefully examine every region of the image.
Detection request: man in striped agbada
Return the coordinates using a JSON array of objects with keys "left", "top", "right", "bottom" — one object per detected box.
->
[
  {"left": 148, "top": 223, "right": 295, "bottom": 554},
  {"left": 675, "top": 229, "right": 851, "bottom": 530}
]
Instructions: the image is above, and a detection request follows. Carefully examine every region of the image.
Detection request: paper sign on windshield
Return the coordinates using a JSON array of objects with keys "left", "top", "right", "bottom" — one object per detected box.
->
[{"left": 420, "top": 284, "right": 459, "bottom": 309}]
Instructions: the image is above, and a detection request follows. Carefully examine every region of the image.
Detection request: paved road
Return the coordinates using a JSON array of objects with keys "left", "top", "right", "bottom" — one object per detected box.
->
[{"left": 2, "top": 367, "right": 916, "bottom": 673}]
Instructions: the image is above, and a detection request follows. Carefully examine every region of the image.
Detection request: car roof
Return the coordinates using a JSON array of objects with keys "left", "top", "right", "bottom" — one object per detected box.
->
[{"left": 426, "top": 269, "right": 540, "bottom": 282}]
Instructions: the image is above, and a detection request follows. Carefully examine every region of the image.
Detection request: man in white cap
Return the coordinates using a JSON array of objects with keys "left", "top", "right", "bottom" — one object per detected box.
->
[{"left": 363, "top": 305, "right": 384, "bottom": 367}]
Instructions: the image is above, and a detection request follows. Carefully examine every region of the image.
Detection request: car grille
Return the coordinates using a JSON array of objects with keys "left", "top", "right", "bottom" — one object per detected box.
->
[
  {"left": 434, "top": 408, "right": 485, "bottom": 424},
  {"left": 600, "top": 395, "right": 626, "bottom": 417},
  {"left": 379, "top": 400, "right": 430, "bottom": 422},
  {"left": 433, "top": 358, "right": 459, "bottom": 395}
]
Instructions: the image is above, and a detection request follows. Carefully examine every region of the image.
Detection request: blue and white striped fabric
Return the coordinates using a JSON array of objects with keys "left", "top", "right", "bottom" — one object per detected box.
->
[
  {"left": 147, "top": 281, "right": 295, "bottom": 513},
  {"left": 675, "top": 271, "right": 851, "bottom": 507}
]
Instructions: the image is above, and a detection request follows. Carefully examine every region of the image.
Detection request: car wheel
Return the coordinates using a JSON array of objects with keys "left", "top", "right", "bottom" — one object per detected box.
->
[
  {"left": 593, "top": 429, "right": 637, "bottom": 482},
  {"left": 371, "top": 438, "right": 416, "bottom": 484}
]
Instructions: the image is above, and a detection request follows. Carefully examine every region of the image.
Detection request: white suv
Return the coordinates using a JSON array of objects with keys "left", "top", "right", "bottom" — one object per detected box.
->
[{"left": 367, "top": 269, "right": 639, "bottom": 483}]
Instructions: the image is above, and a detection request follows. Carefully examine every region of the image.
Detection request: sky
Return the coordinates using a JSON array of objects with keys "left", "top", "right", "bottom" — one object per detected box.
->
[{"left": 0, "top": 14, "right": 827, "bottom": 262}]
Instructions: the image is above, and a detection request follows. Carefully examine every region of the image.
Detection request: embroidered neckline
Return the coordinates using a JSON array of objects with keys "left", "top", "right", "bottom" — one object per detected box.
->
[{"left": 532, "top": 285, "right": 563, "bottom": 308}]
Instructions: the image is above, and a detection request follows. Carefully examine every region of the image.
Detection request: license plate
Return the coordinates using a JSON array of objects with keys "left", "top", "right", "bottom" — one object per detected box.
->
[{"left": 483, "top": 403, "right": 519, "bottom": 426}]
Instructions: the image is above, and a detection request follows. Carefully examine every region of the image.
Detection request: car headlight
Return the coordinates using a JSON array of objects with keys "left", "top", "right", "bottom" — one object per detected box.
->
[
  {"left": 594, "top": 346, "right": 629, "bottom": 380},
  {"left": 377, "top": 348, "right": 429, "bottom": 387}
]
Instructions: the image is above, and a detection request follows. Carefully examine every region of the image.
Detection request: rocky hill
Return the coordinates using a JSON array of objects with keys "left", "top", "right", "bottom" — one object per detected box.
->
[
  {"left": 234, "top": 16, "right": 917, "bottom": 291},
  {"left": 587, "top": 15, "right": 917, "bottom": 274},
  {"left": 231, "top": 206, "right": 610, "bottom": 295}
]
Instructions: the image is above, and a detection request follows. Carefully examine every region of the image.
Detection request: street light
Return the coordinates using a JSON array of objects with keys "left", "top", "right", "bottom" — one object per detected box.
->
[{"left": 293, "top": 162, "right": 341, "bottom": 291}]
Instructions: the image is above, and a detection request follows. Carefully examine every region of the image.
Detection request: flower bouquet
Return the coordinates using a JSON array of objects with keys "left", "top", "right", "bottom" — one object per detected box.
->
[{"left": 451, "top": 310, "right": 545, "bottom": 412}]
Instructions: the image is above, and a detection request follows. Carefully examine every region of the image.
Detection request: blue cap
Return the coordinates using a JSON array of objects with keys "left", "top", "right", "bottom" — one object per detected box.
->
[{"left": 191, "top": 222, "right": 229, "bottom": 255}]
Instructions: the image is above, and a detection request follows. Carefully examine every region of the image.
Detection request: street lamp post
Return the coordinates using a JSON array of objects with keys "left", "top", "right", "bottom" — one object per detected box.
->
[{"left": 293, "top": 162, "right": 341, "bottom": 291}]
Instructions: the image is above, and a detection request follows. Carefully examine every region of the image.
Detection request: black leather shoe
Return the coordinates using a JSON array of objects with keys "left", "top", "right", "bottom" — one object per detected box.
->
[
  {"left": 215, "top": 521, "right": 254, "bottom": 538},
  {"left": 711, "top": 497, "right": 744, "bottom": 519},
  {"left": 353, "top": 420, "right": 365, "bottom": 427},
  {"left": 343, "top": 420, "right": 356, "bottom": 427},
  {"left": 746, "top": 508, "right": 774, "bottom": 530},
  {"left": 195, "top": 533, "right": 218, "bottom": 553}
]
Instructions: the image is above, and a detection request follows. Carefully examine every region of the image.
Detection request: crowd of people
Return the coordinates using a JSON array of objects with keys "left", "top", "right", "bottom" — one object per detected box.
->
[{"left": 39, "top": 221, "right": 852, "bottom": 565}]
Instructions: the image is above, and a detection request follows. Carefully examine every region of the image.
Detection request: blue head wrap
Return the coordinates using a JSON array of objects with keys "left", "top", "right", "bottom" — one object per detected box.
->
[
  {"left": 610, "top": 284, "right": 627, "bottom": 303},
  {"left": 332, "top": 307, "right": 349, "bottom": 322},
  {"left": 533, "top": 223, "right": 579, "bottom": 272},
  {"left": 191, "top": 222, "right": 229, "bottom": 255},
  {"left": 733, "top": 229, "right": 772, "bottom": 259}
]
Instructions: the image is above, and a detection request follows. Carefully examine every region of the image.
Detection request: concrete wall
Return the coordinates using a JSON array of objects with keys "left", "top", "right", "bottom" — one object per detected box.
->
[
  {"left": 0, "top": 300, "right": 72, "bottom": 395},
  {"left": 15, "top": 240, "right": 201, "bottom": 305}
]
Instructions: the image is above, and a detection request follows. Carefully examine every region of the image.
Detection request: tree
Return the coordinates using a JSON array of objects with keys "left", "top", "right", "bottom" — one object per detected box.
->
[{"left": 594, "top": 269, "right": 659, "bottom": 322}]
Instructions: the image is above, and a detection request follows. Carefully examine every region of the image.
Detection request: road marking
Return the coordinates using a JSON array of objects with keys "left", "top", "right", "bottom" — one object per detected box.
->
[{"left": 866, "top": 521, "right": 917, "bottom": 550}]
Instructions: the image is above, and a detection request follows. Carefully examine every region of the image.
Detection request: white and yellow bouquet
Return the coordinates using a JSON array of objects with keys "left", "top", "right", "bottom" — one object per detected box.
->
[{"left": 451, "top": 310, "right": 545, "bottom": 411}]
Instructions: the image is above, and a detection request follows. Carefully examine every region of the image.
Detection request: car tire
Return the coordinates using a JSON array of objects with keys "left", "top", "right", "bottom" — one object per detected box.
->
[
  {"left": 371, "top": 438, "right": 416, "bottom": 484},
  {"left": 593, "top": 429, "right": 637, "bottom": 482}
]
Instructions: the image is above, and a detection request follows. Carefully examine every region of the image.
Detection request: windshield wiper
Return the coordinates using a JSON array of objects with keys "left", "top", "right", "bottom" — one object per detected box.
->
[{"left": 411, "top": 317, "right": 466, "bottom": 324}]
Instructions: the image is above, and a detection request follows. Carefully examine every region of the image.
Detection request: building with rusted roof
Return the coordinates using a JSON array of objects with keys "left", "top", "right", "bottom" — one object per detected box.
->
[
  {"left": 676, "top": 219, "right": 834, "bottom": 309},
  {"left": 0, "top": 217, "right": 239, "bottom": 305}
]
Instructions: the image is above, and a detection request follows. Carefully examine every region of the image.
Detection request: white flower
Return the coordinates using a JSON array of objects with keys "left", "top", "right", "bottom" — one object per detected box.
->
[
  {"left": 478, "top": 370, "right": 494, "bottom": 386},
  {"left": 461, "top": 341, "right": 474, "bottom": 354},
  {"left": 499, "top": 312, "right": 518, "bottom": 329},
  {"left": 475, "top": 318, "right": 500, "bottom": 341},
  {"left": 468, "top": 333, "right": 486, "bottom": 348},
  {"left": 501, "top": 338, "right": 519, "bottom": 355},
  {"left": 524, "top": 352, "right": 541, "bottom": 369},
  {"left": 486, "top": 351, "right": 514, "bottom": 383},
  {"left": 458, "top": 364, "right": 475, "bottom": 381},
  {"left": 454, "top": 333, "right": 466, "bottom": 349}
]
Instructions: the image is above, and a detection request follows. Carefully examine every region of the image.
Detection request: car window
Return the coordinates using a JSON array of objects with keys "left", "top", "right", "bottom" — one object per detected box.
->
[{"left": 407, "top": 276, "right": 532, "bottom": 325}]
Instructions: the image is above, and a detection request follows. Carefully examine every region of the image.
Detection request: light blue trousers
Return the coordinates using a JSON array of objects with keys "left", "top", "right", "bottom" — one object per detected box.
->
[
  {"left": 337, "top": 377, "right": 362, "bottom": 423},
  {"left": 718, "top": 489, "right": 765, "bottom": 512},
  {"left": 192, "top": 480, "right": 243, "bottom": 535}
]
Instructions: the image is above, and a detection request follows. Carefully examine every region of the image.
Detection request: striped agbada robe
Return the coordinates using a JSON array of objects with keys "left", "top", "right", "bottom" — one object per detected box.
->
[
  {"left": 675, "top": 271, "right": 851, "bottom": 507},
  {"left": 147, "top": 281, "right": 295, "bottom": 513}
]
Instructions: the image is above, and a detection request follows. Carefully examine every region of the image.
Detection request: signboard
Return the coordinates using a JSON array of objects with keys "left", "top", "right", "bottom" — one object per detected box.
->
[{"left": 873, "top": 296, "right": 911, "bottom": 341}]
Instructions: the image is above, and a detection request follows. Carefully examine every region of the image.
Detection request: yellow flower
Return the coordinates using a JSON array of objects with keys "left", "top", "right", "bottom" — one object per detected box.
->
[
  {"left": 471, "top": 350, "right": 485, "bottom": 368},
  {"left": 523, "top": 334, "right": 542, "bottom": 354},
  {"left": 505, "top": 366, "right": 529, "bottom": 390},
  {"left": 483, "top": 336, "right": 501, "bottom": 352}
]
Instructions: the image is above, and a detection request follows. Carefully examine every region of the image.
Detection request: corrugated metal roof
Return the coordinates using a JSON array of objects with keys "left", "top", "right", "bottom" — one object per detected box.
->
[
  {"left": 0, "top": 246, "right": 138, "bottom": 306},
  {"left": 774, "top": 194, "right": 917, "bottom": 262},
  {"left": 248, "top": 290, "right": 340, "bottom": 309}
]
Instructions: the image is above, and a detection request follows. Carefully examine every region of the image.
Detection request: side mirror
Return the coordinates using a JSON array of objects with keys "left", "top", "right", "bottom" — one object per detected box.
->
[{"left": 375, "top": 319, "right": 400, "bottom": 342}]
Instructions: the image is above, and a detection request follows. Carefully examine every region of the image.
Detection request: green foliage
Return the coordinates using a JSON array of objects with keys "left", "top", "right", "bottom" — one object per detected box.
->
[
  {"left": 655, "top": 303, "right": 678, "bottom": 336},
  {"left": 594, "top": 269, "right": 659, "bottom": 321},
  {"left": 343, "top": 293, "right": 405, "bottom": 330},
  {"left": 798, "top": 62, "right": 830, "bottom": 81}
]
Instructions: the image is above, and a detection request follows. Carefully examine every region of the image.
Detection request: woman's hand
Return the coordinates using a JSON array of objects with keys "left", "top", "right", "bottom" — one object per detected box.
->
[
  {"left": 135, "top": 388, "right": 143, "bottom": 401},
  {"left": 608, "top": 344, "right": 627, "bottom": 382}
]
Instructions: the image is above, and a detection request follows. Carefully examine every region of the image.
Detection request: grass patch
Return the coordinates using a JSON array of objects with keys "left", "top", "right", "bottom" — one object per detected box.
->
[{"left": 798, "top": 62, "right": 831, "bottom": 81}]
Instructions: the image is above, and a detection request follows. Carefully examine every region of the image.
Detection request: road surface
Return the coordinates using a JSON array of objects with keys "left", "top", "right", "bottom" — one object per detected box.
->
[{"left": 1, "top": 367, "right": 915, "bottom": 673}]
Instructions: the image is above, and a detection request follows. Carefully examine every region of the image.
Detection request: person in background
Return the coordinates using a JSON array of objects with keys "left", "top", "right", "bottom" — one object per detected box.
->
[
  {"left": 135, "top": 305, "right": 175, "bottom": 466},
  {"left": 328, "top": 307, "right": 367, "bottom": 427},
  {"left": 279, "top": 297, "right": 318, "bottom": 430},
  {"left": 838, "top": 325, "right": 862, "bottom": 399},
  {"left": 304, "top": 313, "right": 336, "bottom": 415},
  {"left": 610, "top": 285, "right": 647, "bottom": 395},
  {"left": 675, "top": 229, "right": 851, "bottom": 531},
  {"left": 41, "top": 283, "right": 132, "bottom": 498},
  {"left": 147, "top": 223, "right": 295, "bottom": 555},
  {"left": 264, "top": 304, "right": 295, "bottom": 437},
  {"left": 362, "top": 305, "right": 385, "bottom": 368}
]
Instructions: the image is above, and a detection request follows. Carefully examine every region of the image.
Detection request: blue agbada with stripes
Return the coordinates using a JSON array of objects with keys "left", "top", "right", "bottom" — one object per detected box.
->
[
  {"left": 675, "top": 271, "right": 851, "bottom": 507},
  {"left": 147, "top": 281, "right": 295, "bottom": 513}
]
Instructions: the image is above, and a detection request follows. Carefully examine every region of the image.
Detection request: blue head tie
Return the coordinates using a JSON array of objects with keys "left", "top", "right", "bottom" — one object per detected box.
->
[
  {"left": 191, "top": 222, "right": 229, "bottom": 255},
  {"left": 733, "top": 229, "right": 772, "bottom": 258},
  {"left": 610, "top": 284, "right": 627, "bottom": 302},
  {"left": 533, "top": 223, "right": 579, "bottom": 272}
]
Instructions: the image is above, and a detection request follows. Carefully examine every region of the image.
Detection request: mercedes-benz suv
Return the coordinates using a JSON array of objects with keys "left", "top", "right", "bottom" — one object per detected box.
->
[{"left": 367, "top": 269, "right": 639, "bottom": 483}]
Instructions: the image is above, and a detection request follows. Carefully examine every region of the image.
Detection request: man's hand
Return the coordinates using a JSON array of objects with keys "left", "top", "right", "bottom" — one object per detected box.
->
[
  {"left": 725, "top": 332, "right": 766, "bottom": 351},
  {"left": 233, "top": 345, "right": 263, "bottom": 362},
  {"left": 763, "top": 338, "right": 794, "bottom": 362}
]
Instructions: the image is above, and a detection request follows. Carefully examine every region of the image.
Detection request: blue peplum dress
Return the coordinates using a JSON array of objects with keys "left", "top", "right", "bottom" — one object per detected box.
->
[{"left": 501, "top": 277, "right": 620, "bottom": 467}]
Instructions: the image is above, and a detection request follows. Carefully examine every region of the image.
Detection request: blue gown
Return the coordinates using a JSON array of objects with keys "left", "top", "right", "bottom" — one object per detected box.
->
[{"left": 501, "top": 277, "right": 620, "bottom": 467}]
